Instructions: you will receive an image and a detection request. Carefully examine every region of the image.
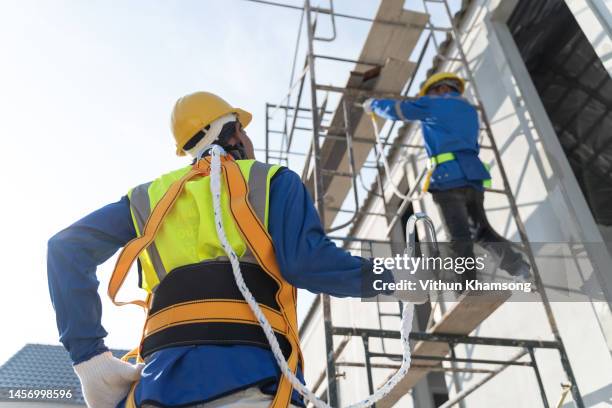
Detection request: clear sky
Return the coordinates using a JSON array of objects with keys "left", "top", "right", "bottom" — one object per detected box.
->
[
  {"left": 0, "top": 0, "right": 451, "bottom": 365},
  {"left": 0, "top": 0, "right": 396, "bottom": 364}
]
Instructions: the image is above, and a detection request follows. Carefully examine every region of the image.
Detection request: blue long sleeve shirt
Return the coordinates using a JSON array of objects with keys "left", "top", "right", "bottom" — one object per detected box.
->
[
  {"left": 47, "top": 167, "right": 390, "bottom": 407},
  {"left": 371, "top": 92, "right": 490, "bottom": 191}
]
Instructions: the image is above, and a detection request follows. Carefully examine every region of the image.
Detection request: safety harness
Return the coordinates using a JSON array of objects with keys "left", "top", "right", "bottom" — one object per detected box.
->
[
  {"left": 422, "top": 152, "right": 492, "bottom": 193},
  {"left": 108, "top": 154, "right": 301, "bottom": 408}
]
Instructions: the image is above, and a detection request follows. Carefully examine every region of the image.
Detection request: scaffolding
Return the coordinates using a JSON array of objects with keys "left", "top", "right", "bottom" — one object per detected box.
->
[{"left": 251, "top": 0, "right": 586, "bottom": 406}]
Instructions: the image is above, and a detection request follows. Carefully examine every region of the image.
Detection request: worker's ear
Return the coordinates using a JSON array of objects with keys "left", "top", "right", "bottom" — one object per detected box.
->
[
  {"left": 234, "top": 121, "right": 242, "bottom": 138},
  {"left": 234, "top": 123, "right": 255, "bottom": 160}
]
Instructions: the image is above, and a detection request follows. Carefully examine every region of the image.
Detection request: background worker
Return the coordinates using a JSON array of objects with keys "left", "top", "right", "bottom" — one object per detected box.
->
[
  {"left": 363, "top": 73, "right": 530, "bottom": 284},
  {"left": 47, "top": 91, "right": 395, "bottom": 408}
]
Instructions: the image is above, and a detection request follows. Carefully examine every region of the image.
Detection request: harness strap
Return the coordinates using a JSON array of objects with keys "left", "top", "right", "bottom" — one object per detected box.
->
[
  {"left": 111, "top": 155, "right": 301, "bottom": 408},
  {"left": 425, "top": 152, "right": 492, "bottom": 190},
  {"left": 430, "top": 152, "right": 455, "bottom": 165},
  {"left": 144, "top": 300, "right": 288, "bottom": 338},
  {"left": 108, "top": 158, "right": 214, "bottom": 308},
  {"left": 222, "top": 159, "right": 301, "bottom": 408}
]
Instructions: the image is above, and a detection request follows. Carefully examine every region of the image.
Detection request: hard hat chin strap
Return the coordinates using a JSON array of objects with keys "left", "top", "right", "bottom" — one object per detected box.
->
[
  {"left": 191, "top": 142, "right": 246, "bottom": 163},
  {"left": 194, "top": 144, "right": 225, "bottom": 162},
  {"left": 188, "top": 118, "right": 247, "bottom": 161},
  {"left": 216, "top": 141, "right": 247, "bottom": 160}
]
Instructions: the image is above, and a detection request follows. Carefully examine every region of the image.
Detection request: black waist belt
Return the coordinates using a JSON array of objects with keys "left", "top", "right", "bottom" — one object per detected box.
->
[{"left": 140, "top": 260, "right": 292, "bottom": 359}]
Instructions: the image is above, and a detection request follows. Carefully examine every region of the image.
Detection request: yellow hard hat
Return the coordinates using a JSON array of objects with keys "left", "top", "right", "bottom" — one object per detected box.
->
[
  {"left": 418, "top": 72, "right": 465, "bottom": 97},
  {"left": 171, "top": 91, "right": 252, "bottom": 156}
]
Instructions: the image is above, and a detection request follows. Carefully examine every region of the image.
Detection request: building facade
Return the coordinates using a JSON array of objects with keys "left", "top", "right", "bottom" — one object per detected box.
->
[{"left": 299, "top": 1, "right": 612, "bottom": 407}]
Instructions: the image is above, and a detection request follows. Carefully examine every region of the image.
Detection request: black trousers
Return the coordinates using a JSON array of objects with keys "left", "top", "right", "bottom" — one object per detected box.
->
[{"left": 431, "top": 187, "right": 525, "bottom": 282}]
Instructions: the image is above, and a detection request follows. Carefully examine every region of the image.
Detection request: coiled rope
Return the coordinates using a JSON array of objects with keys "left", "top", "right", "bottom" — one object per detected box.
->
[{"left": 209, "top": 145, "right": 415, "bottom": 408}]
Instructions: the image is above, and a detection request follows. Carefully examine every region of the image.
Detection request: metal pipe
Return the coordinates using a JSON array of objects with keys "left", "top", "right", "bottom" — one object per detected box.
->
[
  {"left": 331, "top": 326, "right": 563, "bottom": 349},
  {"left": 314, "top": 53, "right": 380, "bottom": 67},
  {"left": 384, "top": 166, "right": 430, "bottom": 236},
  {"left": 240, "top": 0, "right": 429, "bottom": 30},
  {"left": 255, "top": 148, "right": 306, "bottom": 156},
  {"left": 336, "top": 362, "right": 496, "bottom": 374},
  {"left": 326, "top": 236, "right": 394, "bottom": 244},
  {"left": 311, "top": 336, "right": 351, "bottom": 395},
  {"left": 313, "top": 0, "right": 337, "bottom": 41},
  {"left": 282, "top": 5, "right": 306, "bottom": 163},
  {"left": 319, "top": 132, "right": 425, "bottom": 149},
  {"left": 269, "top": 64, "right": 310, "bottom": 118},
  {"left": 408, "top": 354, "right": 533, "bottom": 367},
  {"left": 316, "top": 83, "right": 409, "bottom": 99},
  {"left": 304, "top": 1, "right": 337, "bottom": 405},
  {"left": 437, "top": 349, "right": 529, "bottom": 408},
  {"left": 361, "top": 335, "right": 376, "bottom": 397},
  {"left": 528, "top": 347, "right": 550, "bottom": 408},
  {"left": 286, "top": 59, "right": 308, "bottom": 152},
  {"left": 268, "top": 104, "right": 333, "bottom": 114},
  {"left": 326, "top": 99, "right": 360, "bottom": 233},
  {"left": 326, "top": 206, "right": 389, "bottom": 217}
]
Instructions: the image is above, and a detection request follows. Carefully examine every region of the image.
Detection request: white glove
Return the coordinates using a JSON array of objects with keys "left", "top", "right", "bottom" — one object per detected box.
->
[
  {"left": 74, "top": 351, "right": 143, "bottom": 408},
  {"left": 362, "top": 98, "right": 375, "bottom": 114}
]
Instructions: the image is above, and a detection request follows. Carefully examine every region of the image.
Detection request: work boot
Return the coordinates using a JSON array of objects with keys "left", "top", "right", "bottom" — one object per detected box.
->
[
  {"left": 510, "top": 259, "right": 539, "bottom": 293},
  {"left": 456, "top": 268, "right": 477, "bottom": 294},
  {"left": 508, "top": 259, "right": 531, "bottom": 281}
]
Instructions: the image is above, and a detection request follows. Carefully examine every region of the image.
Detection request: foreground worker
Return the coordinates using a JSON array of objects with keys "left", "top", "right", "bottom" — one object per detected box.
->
[
  {"left": 363, "top": 73, "right": 530, "bottom": 282},
  {"left": 48, "top": 91, "right": 395, "bottom": 408}
]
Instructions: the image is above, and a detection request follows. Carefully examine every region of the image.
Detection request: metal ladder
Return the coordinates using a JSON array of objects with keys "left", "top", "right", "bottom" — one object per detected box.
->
[
  {"left": 312, "top": 0, "right": 584, "bottom": 405},
  {"left": 355, "top": 0, "right": 585, "bottom": 406},
  {"left": 257, "top": 0, "right": 586, "bottom": 406}
]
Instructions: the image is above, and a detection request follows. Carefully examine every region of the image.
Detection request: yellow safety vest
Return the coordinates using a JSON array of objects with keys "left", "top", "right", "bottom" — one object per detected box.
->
[{"left": 107, "top": 156, "right": 303, "bottom": 408}]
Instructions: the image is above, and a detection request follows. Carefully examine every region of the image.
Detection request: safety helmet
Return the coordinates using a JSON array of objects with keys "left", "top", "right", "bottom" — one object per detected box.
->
[
  {"left": 418, "top": 72, "right": 465, "bottom": 97},
  {"left": 171, "top": 91, "right": 252, "bottom": 156}
]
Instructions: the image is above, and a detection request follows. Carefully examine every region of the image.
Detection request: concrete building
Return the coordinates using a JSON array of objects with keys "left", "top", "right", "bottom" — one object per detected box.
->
[{"left": 262, "top": 0, "right": 612, "bottom": 407}]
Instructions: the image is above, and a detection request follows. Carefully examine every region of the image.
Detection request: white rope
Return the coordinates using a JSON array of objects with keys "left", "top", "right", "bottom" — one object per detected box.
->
[
  {"left": 208, "top": 145, "right": 415, "bottom": 408},
  {"left": 370, "top": 114, "right": 409, "bottom": 200}
]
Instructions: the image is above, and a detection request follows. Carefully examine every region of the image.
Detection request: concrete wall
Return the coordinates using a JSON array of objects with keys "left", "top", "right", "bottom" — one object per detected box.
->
[{"left": 300, "top": 0, "right": 612, "bottom": 407}]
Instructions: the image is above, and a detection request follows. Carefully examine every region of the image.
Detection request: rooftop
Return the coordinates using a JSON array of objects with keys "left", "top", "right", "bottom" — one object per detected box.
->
[{"left": 0, "top": 344, "right": 128, "bottom": 405}]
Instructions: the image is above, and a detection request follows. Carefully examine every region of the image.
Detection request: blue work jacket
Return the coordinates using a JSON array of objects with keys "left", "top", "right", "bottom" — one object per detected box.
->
[
  {"left": 371, "top": 92, "right": 490, "bottom": 191},
  {"left": 47, "top": 167, "right": 392, "bottom": 407}
]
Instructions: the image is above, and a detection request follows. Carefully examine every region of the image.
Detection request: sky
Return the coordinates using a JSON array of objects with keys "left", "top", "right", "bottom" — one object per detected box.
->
[
  {"left": 0, "top": 0, "right": 397, "bottom": 364},
  {"left": 0, "top": 0, "right": 456, "bottom": 366}
]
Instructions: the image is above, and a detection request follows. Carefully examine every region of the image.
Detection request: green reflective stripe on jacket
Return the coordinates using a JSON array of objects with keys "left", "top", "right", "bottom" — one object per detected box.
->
[{"left": 127, "top": 159, "right": 282, "bottom": 292}]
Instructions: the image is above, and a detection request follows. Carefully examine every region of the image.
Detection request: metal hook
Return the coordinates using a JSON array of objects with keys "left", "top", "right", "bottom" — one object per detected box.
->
[{"left": 405, "top": 213, "right": 439, "bottom": 257}]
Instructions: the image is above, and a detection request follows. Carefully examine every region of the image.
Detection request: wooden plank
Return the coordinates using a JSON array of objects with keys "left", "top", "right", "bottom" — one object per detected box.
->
[
  {"left": 303, "top": 0, "right": 428, "bottom": 228},
  {"left": 376, "top": 290, "right": 511, "bottom": 408},
  {"left": 319, "top": 59, "right": 415, "bottom": 219}
]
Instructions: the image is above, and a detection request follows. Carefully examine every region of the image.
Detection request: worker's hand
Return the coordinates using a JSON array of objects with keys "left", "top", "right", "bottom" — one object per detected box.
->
[
  {"left": 74, "top": 351, "right": 143, "bottom": 408},
  {"left": 362, "top": 98, "right": 376, "bottom": 115}
]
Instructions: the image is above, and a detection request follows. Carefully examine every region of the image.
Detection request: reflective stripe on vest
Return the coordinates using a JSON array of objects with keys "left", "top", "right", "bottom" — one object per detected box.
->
[{"left": 128, "top": 159, "right": 281, "bottom": 292}]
